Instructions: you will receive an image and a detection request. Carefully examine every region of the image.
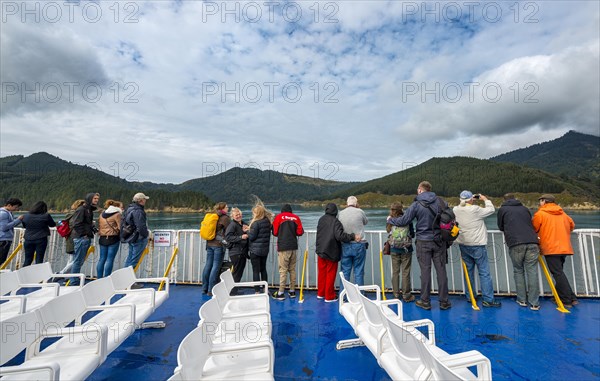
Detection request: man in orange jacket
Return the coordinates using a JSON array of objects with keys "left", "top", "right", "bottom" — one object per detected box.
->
[{"left": 532, "top": 194, "right": 578, "bottom": 307}]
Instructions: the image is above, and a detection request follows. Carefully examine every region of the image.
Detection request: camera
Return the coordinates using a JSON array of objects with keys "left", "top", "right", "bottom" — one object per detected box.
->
[{"left": 473, "top": 194, "right": 481, "bottom": 199}]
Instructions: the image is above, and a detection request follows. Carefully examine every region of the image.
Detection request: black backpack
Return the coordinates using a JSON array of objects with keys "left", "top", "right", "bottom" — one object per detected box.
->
[{"left": 419, "top": 198, "right": 460, "bottom": 247}]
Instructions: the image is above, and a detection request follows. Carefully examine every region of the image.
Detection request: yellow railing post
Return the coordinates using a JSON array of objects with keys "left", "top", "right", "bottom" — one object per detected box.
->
[
  {"left": 538, "top": 255, "right": 570, "bottom": 313},
  {"left": 379, "top": 233, "right": 387, "bottom": 300},
  {"left": 159, "top": 231, "right": 179, "bottom": 292},
  {"left": 298, "top": 249, "right": 308, "bottom": 303},
  {"left": 461, "top": 259, "right": 480, "bottom": 311},
  {"left": 133, "top": 241, "right": 152, "bottom": 273},
  {"left": 0, "top": 242, "right": 23, "bottom": 270}
]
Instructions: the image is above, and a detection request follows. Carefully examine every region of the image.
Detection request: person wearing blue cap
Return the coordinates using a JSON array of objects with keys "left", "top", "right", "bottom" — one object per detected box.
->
[{"left": 453, "top": 190, "right": 501, "bottom": 307}]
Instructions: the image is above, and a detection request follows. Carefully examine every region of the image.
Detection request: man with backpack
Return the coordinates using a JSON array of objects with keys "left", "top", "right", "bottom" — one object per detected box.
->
[
  {"left": 387, "top": 181, "right": 451, "bottom": 310},
  {"left": 122, "top": 193, "right": 150, "bottom": 269},
  {"left": 454, "top": 191, "right": 501, "bottom": 307}
]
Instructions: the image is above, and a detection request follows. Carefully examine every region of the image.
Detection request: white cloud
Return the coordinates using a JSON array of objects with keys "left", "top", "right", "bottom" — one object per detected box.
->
[{"left": 1, "top": 0, "right": 598, "bottom": 183}]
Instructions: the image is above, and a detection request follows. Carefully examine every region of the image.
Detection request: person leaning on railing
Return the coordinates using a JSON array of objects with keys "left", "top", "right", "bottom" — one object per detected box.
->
[{"left": 533, "top": 194, "right": 578, "bottom": 308}]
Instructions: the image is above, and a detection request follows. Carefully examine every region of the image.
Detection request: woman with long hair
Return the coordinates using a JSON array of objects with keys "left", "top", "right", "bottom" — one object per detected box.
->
[
  {"left": 202, "top": 201, "right": 231, "bottom": 296},
  {"left": 247, "top": 200, "right": 273, "bottom": 293},
  {"left": 97, "top": 199, "right": 123, "bottom": 278},
  {"left": 22, "top": 201, "right": 56, "bottom": 266}
]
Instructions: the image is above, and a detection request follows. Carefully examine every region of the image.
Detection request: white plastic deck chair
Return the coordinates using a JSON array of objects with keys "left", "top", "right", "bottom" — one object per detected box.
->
[
  {"left": 15, "top": 291, "right": 109, "bottom": 381},
  {"left": 336, "top": 272, "right": 380, "bottom": 350},
  {"left": 415, "top": 329, "right": 493, "bottom": 381},
  {"left": 381, "top": 311, "right": 439, "bottom": 380},
  {"left": 0, "top": 310, "right": 60, "bottom": 380},
  {"left": 81, "top": 276, "right": 155, "bottom": 329},
  {"left": 174, "top": 323, "right": 274, "bottom": 380},
  {"left": 219, "top": 269, "right": 269, "bottom": 301},
  {"left": 0, "top": 271, "right": 27, "bottom": 317},
  {"left": 211, "top": 282, "right": 270, "bottom": 317},
  {"left": 198, "top": 298, "right": 272, "bottom": 347},
  {"left": 338, "top": 273, "right": 380, "bottom": 329},
  {"left": 16, "top": 262, "right": 84, "bottom": 293},
  {"left": 356, "top": 292, "right": 399, "bottom": 361}
]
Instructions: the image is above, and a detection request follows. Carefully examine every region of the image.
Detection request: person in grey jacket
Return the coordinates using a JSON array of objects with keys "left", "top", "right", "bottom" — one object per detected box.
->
[
  {"left": 22, "top": 201, "right": 56, "bottom": 266},
  {"left": 0, "top": 198, "right": 23, "bottom": 266},
  {"left": 338, "top": 196, "right": 368, "bottom": 288},
  {"left": 498, "top": 193, "right": 540, "bottom": 310}
]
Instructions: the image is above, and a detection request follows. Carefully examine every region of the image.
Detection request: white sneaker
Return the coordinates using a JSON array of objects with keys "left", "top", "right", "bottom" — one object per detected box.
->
[
  {"left": 325, "top": 298, "right": 338, "bottom": 303},
  {"left": 317, "top": 295, "right": 324, "bottom": 299}
]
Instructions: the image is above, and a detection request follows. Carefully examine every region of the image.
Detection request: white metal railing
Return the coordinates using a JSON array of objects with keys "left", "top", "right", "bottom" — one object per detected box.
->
[{"left": 4, "top": 228, "right": 600, "bottom": 297}]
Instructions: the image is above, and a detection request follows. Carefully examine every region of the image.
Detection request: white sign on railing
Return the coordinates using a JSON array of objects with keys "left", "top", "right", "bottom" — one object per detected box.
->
[{"left": 153, "top": 231, "right": 172, "bottom": 247}]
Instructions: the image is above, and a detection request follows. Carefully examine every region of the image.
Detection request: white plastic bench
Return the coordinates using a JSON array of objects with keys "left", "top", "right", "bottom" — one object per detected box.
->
[
  {"left": 211, "top": 281, "right": 269, "bottom": 318},
  {"left": 170, "top": 322, "right": 274, "bottom": 380}
]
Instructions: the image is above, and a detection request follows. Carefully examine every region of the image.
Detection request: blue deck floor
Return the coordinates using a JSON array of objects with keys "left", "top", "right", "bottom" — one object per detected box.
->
[{"left": 86, "top": 284, "right": 600, "bottom": 381}]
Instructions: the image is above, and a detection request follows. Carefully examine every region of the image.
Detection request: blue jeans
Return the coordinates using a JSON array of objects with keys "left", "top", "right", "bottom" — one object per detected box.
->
[
  {"left": 203, "top": 246, "right": 224, "bottom": 294},
  {"left": 71, "top": 236, "right": 91, "bottom": 285},
  {"left": 459, "top": 245, "right": 495, "bottom": 303},
  {"left": 340, "top": 242, "right": 367, "bottom": 289},
  {"left": 97, "top": 242, "right": 120, "bottom": 278},
  {"left": 124, "top": 238, "right": 148, "bottom": 269}
]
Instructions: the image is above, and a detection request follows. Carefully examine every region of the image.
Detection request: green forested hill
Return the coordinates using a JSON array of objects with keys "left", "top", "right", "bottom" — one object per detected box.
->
[
  {"left": 491, "top": 130, "right": 600, "bottom": 184},
  {"left": 178, "top": 167, "right": 356, "bottom": 203},
  {"left": 330, "top": 156, "right": 600, "bottom": 201},
  {"left": 0, "top": 153, "right": 212, "bottom": 210}
]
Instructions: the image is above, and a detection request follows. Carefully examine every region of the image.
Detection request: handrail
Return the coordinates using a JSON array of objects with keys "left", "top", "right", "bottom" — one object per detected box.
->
[{"left": 4, "top": 228, "right": 599, "bottom": 297}]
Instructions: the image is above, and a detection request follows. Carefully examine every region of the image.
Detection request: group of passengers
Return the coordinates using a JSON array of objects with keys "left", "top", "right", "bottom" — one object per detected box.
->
[
  {"left": 202, "top": 180, "right": 578, "bottom": 310},
  {"left": 1, "top": 181, "right": 578, "bottom": 309},
  {"left": 0, "top": 192, "right": 151, "bottom": 287}
]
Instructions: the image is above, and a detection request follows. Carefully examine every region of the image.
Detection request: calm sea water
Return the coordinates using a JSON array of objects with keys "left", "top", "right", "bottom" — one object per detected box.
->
[{"left": 121, "top": 205, "right": 599, "bottom": 231}]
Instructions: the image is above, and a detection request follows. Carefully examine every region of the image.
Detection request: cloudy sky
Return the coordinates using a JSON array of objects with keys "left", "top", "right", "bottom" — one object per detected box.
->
[{"left": 1, "top": 0, "right": 599, "bottom": 183}]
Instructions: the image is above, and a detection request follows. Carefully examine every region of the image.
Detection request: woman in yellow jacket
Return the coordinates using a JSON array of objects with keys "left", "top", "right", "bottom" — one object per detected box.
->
[{"left": 532, "top": 194, "right": 577, "bottom": 307}]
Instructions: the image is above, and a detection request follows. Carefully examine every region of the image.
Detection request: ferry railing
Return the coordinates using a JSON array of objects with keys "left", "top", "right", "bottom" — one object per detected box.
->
[{"left": 4, "top": 228, "right": 600, "bottom": 298}]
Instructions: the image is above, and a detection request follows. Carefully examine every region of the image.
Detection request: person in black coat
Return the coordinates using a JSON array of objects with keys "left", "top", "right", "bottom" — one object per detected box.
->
[
  {"left": 315, "top": 203, "right": 357, "bottom": 302},
  {"left": 247, "top": 203, "right": 273, "bottom": 292},
  {"left": 70, "top": 192, "right": 99, "bottom": 285},
  {"left": 225, "top": 207, "right": 249, "bottom": 285},
  {"left": 22, "top": 201, "right": 56, "bottom": 266},
  {"left": 497, "top": 193, "right": 541, "bottom": 309}
]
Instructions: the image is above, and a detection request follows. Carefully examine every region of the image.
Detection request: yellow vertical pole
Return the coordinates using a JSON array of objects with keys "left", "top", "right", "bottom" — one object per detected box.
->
[
  {"left": 133, "top": 241, "right": 152, "bottom": 273},
  {"left": 462, "top": 259, "right": 480, "bottom": 311},
  {"left": 380, "top": 232, "right": 387, "bottom": 300},
  {"left": 538, "top": 255, "right": 570, "bottom": 313},
  {"left": 0, "top": 242, "right": 23, "bottom": 270},
  {"left": 298, "top": 249, "right": 308, "bottom": 303},
  {"left": 159, "top": 231, "right": 179, "bottom": 292}
]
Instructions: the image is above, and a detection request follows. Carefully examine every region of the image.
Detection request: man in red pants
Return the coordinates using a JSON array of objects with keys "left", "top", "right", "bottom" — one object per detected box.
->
[{"left": 315, "top": 203, "right": 359, "bottom": 302}]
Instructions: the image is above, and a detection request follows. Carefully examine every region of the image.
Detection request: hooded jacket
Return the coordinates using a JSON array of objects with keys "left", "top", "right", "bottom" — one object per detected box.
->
[
  {"left": 497, "top": 199, "right": 539, "bottom": 248},
  {"left": 387, "top": 191, "right": 446, "bottom": 241},
  {"left": 99, "top": 205, "right": 122, "bottom": 245},
  {"left": 315, "top": 203, "right": 355, "bottom": 262},
  {"left": 0, "top": 207, "right": 22, "bottom": 242},
  {"left": 533, "top": 203, "right": 575, "bottom": 255},
  {"left": 71, "top": 193, "right": 98, "bottom": 239},
  {"left": 248, "top": 217, "right": 272, "bottom": 257},
  {"left": 272, "top": 204, "right": 304, "bottom": 251}
]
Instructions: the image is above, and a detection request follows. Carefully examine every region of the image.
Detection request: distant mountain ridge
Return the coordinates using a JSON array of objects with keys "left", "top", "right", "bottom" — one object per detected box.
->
[
  {"left": 178, "top": 167, "right": 355, "bottom": 203},
  {"left": 0, "top": 153, "right": 211, "bottom": 211},
  {"left": 491, "top": 130, "right": 600, "bottom": 184},
  {"left": 2, "top": 130, "right": 598, "bottom": 209},
  {"left": 329, "top": 156, "right": 599, "bottom": 202}
]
